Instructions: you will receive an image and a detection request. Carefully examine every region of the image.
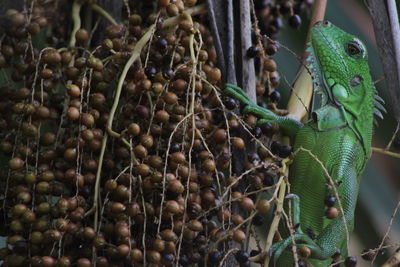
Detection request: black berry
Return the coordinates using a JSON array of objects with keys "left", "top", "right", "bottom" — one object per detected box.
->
[
  {"left": 269, "top": 90, "right": 281, "bottom": 102},
  {"left": 235, "top": 250, "right": 250, "bottom": 263},
  {"left": 223, "top": 97, "right": 237, "bottom": 110},
  {"left": 345, "top": 256, "right": 357, "bottom": 267},
  {"left": 145, "top": 66, "right": 157, "bottom": 77},
  {"left": 324, "top": 196, "right": 336, "bottom": 207},
  {"left": 263, "top": 174, "right": 275, "bottom": 186},
  {"left": 289, "top": 15, "right": 302, "bottom": 29},
  {"left": 278, "top": 145, "right": 292, "bottom": 158},
  {"left": 247, "top": 45, "right": 260, "bottom": 58}
]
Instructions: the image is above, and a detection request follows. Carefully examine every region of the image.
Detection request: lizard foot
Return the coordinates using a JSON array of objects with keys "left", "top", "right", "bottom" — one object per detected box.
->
[{"left": 223, "top": 83, "right": 253, "bottom": 106}]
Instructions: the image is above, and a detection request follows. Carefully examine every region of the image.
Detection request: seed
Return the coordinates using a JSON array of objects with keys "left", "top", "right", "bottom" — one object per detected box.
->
[
  {"left": 247, "top": 45, "right": 260, "bottom": 58},
  {"left": 134, "top": 145, "right": 148, "bottom": 159},
  {"left": 289, "top": 14, "right": 302, "bottom": 29},
  {"left": 231, "top": 214, "right": 244, "bottom": 225},
  {"left": 82, "top": 227, "right": 96, "bottom": 240},
  {"left": 117, "top": 244, "right": 130, "bottom": 257},
  {"left": 171, "top": 152, "right": 186, "bottom": 164},
  {"left": 344, "top": 256, "right": 357, "bottom": 267},
  {"left": 130, "top": 248, "right": 144, "bottom": 262},
  {"left": 136, "top": 163, "right": 150, "bottom": 176},
  {"left": 41, "top": 256, "right": 56, "bottom": 267},
  {"left": 40, "top": 170, "right": 55, "bottom": 181},
  {"left": 202, "top": 159, "right": 216, "bottom": 172},
  {"left": 213, "top": 129, "right": 227, "bottom": 143},
  {"left": 255, "top": 199, "right": 270, "bottom": 213},
  {"left": 188, "top": 219, "right": 203, "bottom": 232},
  {"left": 9, "top": 157, "right": 24, "bottom": 170},
  {"left": 75, "top": 29, "right": 89, "bottom": 43},
  {"left": 40, "top": 132, "right": 56, "bottom": 145},
  {"left": 140, "top": 134, "right": 154, "bottom": 148},
  {"left": 240, "top": 197, "right": 255, "bottom": 212},
  {"left": 153, "top": 239, "right": 166, "bottom": 252},
  {"left": 12, "top": 204, "right": 27, "bottom": 217},
  {"left": 160, "top": 229, "right": 178, "bottom": 242},
  {"left": 269, "top": 89, "right": 281, "bottom": 102},
  {"left": 325, "top": 196, "right": 336, "bottom": 207},
  {"left": 266, "top": 44, "right": 278, "bottom": 56},
  {"left": 298, "top": 246, "right": 311, "bottom": 258},
  {"left": 325, "top": 207, "right": 339, "bottom": 219},
  {"left": 40, "top": 68, "right": 53, "bottom": 79},
  {"left": 264, "top": 58, "right": 277, "bottom": 72},
  {"left": 67, "top": 84, "right": 80, "bottom": 97},
  {"left": 223, "top": 97, "right": 237, "bottom": 110},
  {"left": 30, "top": 231, "right": 43, "bottom": 244},
  {"left": 104, "top": 179, "right": 117, "bottom": 191},
  {"left": 164, "top": 92, "right": 178, "bottom": 104},
  {"left": 166, "top": 4, "right": 179, "bottom": 16},
  {"left": 10, "top": 12, "right": 25, "bottom": 27},
  {"left": 127, "top": 123, "right": 141, "bottom": 136},
  {"left": 81, "top": 113, "right": 95, "bottom": 127},
  {"left": 77, "top": 258, "right": 91, "bottom": 267},
  {"left": 171, "top": 79, "right": 188, "bottom": 92},
  {"left": 167, "top": 179, "right": 184, "bottom": 194},
  {"left": 361, "top": 249, "right": 375, "bottom": 261},
  {"left": 25, "top": 172, "right": 37, "bottom": 184},
  {"left": 165, "top": 200, "right": 180, "bottom": 214},
  {"left": 235, "top": 250, "right": 250, "bottom": 264},
  {"left": 147, "top": 250, "right": 161, "bottom": 264},
  {"left": 179, "top": 20, "right": 193, "bottom": 32},
  {"left": 64, "top": 148, "right": 77, "bottom": 161},
  {"left": 232, "top": 137, "right": 245, "bottom": 149},
  {"left": 207, "top": 67, "right": 222, "bottom": 83},
  {"left": 67, "top": 106, "right": 80, "bottom": 120},
  {"left": 155, "top": 110, "right": 170, "bottom": 123}
]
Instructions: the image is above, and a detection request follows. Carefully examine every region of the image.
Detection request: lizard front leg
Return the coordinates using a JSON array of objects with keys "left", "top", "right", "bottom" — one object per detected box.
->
[{"left": 224, "top": 83, "right": 304, "bottom": 138}]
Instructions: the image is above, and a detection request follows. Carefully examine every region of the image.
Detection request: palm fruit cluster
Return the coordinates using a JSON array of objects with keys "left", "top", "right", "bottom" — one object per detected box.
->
[{"left": 0, "top": 0, "right": 312, "bottom": 266}]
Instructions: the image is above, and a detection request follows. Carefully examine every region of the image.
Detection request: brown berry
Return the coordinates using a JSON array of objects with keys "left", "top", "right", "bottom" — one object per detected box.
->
[
  {"left": 232, "top": 229, "right": 246, "bottom": 243},
  {"left": 325, "top": 207, "right": 339, "bottom": 219},
  {"left": 256, "top": 199, "right": 271, "bottom": 213},
  {"left": 240, "top": 197, "right": 255, "bottom": 212},
  {"left": 75, "top": 29, "right": 89, "bottom": 44},
  {"left": 9, "top": 157, "right": 24, "bottom": 170}
]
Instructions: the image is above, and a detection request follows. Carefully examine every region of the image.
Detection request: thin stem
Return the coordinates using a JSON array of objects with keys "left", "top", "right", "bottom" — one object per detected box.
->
[
  {"left": 263, "top": 160, "right": 289, "bottom": 267},
  {"left": 90, "top": 3, "right": 118, "bottom": 26},
  {"left": 372, "top": 147, "right": 400, "bottom": 158},
  {"left": 69, "top": 1, "right": 83, "bottom": 48}
]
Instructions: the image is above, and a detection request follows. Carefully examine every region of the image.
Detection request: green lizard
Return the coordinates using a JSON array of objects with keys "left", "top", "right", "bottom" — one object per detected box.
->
[{"left": 224, "top": 21, "right": 385, "bottom": 266}]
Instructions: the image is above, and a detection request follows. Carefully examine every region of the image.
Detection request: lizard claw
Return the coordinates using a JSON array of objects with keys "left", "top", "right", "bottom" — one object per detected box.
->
[{"left": 285, "top": 193, "right": 296, "bottom": 199}]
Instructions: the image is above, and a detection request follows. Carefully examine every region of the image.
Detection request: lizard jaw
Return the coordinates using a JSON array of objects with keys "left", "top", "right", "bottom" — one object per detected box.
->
[{"left": 305, "top": 42, "right": 328, "bottom": 107}]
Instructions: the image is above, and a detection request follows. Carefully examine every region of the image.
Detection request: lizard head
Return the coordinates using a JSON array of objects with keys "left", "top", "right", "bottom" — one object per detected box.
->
[{"left": 306, "top": 21, "right": 376, "bottom": 119}]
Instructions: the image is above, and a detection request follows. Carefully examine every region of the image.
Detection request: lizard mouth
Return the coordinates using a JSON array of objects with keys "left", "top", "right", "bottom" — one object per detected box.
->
[{"left": 304, "top": 42, "right": 329, "bottom": 108}]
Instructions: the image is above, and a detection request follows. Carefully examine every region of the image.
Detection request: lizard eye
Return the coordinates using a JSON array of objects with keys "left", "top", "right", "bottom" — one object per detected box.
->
[
  {"left": 346, "top": 41, "right": 364, "bottom": 57},
  {"left": 350, "top": 75, "right": 363, "bottom": 87}
]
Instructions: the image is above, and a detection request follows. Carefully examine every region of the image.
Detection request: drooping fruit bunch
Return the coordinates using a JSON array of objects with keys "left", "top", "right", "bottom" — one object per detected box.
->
[{"left": 0, "top": 0, "right": 313, "bottom": 266}]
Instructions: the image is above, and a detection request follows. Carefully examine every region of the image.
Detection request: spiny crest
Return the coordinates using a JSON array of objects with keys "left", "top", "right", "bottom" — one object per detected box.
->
[
  {"left": 305, "top": 41, "right": 328, "bottom": 106},
  {"left": 373, "top": 92, "right": 385, "bottom": 120}
]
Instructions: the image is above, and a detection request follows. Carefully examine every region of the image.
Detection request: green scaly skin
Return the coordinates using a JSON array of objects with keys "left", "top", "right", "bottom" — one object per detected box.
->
[{"left": 224, "top": 21, "right": 384, "bottom": 266}]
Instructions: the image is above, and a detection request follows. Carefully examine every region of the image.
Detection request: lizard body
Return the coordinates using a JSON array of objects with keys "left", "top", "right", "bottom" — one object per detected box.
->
[{"left": 224, "top": 21, "right": 384, "bottom": 266}]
